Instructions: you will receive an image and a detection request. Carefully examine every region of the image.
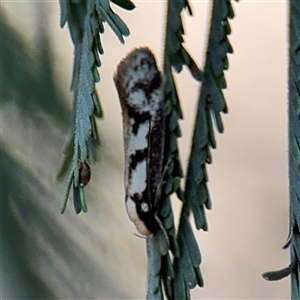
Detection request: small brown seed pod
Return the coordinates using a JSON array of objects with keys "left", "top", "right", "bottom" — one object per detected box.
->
[{"left": 79, "top": 161, "right": 91, "bottom": 187}]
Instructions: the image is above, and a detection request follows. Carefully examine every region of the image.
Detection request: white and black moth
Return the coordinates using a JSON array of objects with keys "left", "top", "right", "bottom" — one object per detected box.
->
[{"left": 114, "top": 47, "right": 166, "bottom": 237}]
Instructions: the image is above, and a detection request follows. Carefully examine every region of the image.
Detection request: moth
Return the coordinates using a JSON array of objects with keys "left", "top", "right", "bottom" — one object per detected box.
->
[{"left": 114, "top": 47, "right": 166, "bottom": 237}]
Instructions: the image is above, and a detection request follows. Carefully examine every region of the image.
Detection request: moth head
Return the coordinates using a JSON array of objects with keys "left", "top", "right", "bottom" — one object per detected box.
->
[{"left": 114, "top": 47, "right": 158, "bottom": 91}]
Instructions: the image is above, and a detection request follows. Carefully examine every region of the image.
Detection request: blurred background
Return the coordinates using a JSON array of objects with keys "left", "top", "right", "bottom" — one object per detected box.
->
[{"left": 1, "top": 0, "right": 289, "bottom": 299}]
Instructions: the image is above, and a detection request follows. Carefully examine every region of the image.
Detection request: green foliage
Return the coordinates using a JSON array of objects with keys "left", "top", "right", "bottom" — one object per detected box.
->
[
  {"left": 288, "top": 4, "right": 300, "bottom": 294},
  {"left": 58, "top": 0, "right": 134, "bottom": 214},
  {"left": 146, "top": 0, "right": 203, "bottom": 298},
  {"left": 262, "top": 1, "right": 300, "bottom": 298},
  {"left": 59, "top": 0, "right": 237, "bottom": 299},
  {"left": 148, "top": 0, "right": 237, "bottom": 299},
  {"left": 185, "top": 0, "right": 236, "bottom": 232}
]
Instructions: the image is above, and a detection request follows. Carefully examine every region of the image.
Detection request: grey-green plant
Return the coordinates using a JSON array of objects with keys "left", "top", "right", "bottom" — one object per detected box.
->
[
  {"left": 262, "top": 1, "right": 300, "bottom": 298},
  {"left": 57, "top": 0, "right": 133, "bottom": 213},
  {"left": 58, "top": 0, "right": 237, "bottom": 299}
]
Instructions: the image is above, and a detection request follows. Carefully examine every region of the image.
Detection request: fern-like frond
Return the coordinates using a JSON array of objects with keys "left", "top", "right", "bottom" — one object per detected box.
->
[
  {"left": 185, "top": 0, "right": 236, "bottom": 231},
  {"left": 289, "top": 3, "right": 300, "bottom": 295},
  {"left": 147, "top": 0, "right": 204, "bottom": 299},
  {"left": 58, "top": 0, "right": 132, "bottom": 213},
  {"left": 262, "top": 2, "right": 300, "bottom": 297},
  {"left": 173, "top": 0, "right": 237, "bottom": 298},
  {"left": 174, "top": 214, "right": 204, "bottom": 299}
]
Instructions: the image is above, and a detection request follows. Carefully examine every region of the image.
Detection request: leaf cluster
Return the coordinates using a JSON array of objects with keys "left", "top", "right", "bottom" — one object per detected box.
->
[
  {"left": 58, "top": 0, "right": 237, "bottom": 299},
  {"left": 148, "top": 1, "right": 237, "bottom": 299},
  {"left": 262, "top": 2, "right": 300, "bottom": 297},
  {"left": 57, "top": 0, "right": 134, "bottom": 214},
  {"left": 289, "top": 2, "right": 300, "bottom": 296}
]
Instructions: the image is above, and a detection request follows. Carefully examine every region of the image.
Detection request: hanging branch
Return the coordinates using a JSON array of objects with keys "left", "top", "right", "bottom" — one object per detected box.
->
[
  {"left": 287, "top": 3, "right": 300, "bottom": 296},
  {"left": 262, "top": 2, "right": 300, "bottom": 298},
  {"left": 57, "top": 0, "right": 134, "bottom": 214},
  {"left": 173, "top": 0, "right": 237, "bottom": 298},
  {"left": 57, "top": 0, "right": 238, "bottom": 298},
  {"left": 147, "top": 0, "right": 203, "bottom": 299}
]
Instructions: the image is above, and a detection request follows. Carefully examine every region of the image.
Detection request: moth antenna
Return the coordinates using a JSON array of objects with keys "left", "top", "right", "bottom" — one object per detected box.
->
[
  {"left": 146, "top": 238, "right": 150, "bottom": 257},
  {"left": 133, "top": 233, "right": 151, "bottom": 240},
  {"left": 154, "top": 210, "right": 170, "bottom": 247},
  {"left": 147, "top": 120, "right": 152, "bottom": 209},
  {"left": 153, "top": 158, "right": 172, "bottom": 208}
]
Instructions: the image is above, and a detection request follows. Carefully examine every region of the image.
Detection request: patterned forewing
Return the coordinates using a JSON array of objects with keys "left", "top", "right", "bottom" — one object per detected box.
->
[{"left": 114, "top": 47, "right": 165, "bottom": 235}]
